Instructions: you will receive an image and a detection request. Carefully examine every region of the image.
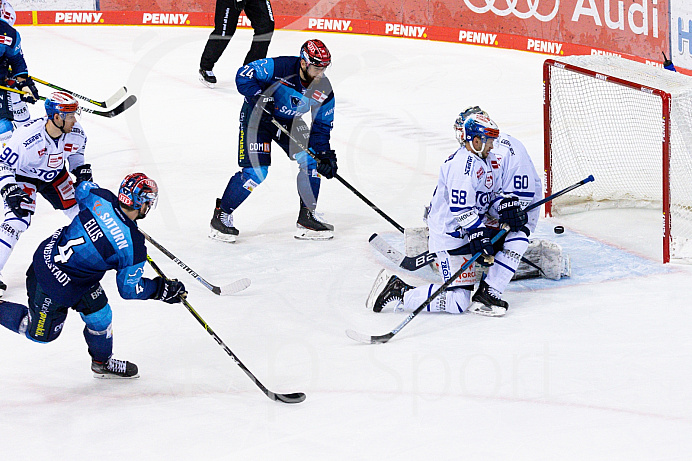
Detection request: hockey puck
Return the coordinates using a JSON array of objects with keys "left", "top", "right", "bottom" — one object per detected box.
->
[{"left": 554, "top": 225, "right": 565, "bottom": 234}]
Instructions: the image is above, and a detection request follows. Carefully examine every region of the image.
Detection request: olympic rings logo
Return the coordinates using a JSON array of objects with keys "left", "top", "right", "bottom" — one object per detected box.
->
[{"left": 464, "top": 0, "right": 560, "bottom": 22}]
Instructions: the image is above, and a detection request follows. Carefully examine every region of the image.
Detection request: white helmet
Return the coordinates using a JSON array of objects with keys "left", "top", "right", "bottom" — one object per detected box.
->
[{"left": 1, "top": 0, "right": 16, "bottom": 26}]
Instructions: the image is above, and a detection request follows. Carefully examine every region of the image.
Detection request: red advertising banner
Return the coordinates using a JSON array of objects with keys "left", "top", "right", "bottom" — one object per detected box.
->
[
  {"left": 14, "top": 1, "right": 690, "bottom": 74},
  {"left": 95, "top": 0, "right": 670, "bottom": 63}
]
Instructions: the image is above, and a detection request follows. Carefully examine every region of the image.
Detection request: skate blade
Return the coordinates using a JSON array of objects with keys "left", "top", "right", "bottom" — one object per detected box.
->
[
  {"left": 199, "top": 75, "right": 215, "bottom": 89},
  {"left": 93, "top": 372, "right": 140, "bottom": 379},
  {"left": 294, "top": 228, "right": 333, "bottom": 240},
  {"left": 467, "top": 302, "right": 507, "bottom": 317},
  {"left": 209, "top": 228, "right": 236, "bottom": 243},
  {"left": 365, "top": 268, "right": 389, "bottom": 310}
]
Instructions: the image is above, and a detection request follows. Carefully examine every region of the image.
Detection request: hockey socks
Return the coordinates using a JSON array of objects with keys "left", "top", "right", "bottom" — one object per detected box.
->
[
  {"left": 81, "top": 307, "right": 113, "bottom": 363},
  {"left": 403, "top": 285, "right": 472, "bottom": 314},
  {"left": 221, "top": 167, "right": 268, "bottom": 212},
  {"left": 0, "top": 300, "right": 28, "bottom": 334},
  {"left": 297, "top": 167, "right": 321, "bottom": 211}
]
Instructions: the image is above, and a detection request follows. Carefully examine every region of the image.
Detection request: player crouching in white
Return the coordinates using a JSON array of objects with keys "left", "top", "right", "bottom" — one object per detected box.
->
[
  {"left": 0, "top": 91, "right": 90, "bottom": 295},
  {"left": 367, "top": 113, "right": 527, "bottom": 317}
]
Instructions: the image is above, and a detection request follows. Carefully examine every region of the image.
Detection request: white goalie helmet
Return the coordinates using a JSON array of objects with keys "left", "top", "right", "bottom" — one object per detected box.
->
[{"left": 454, "top": 105, "right": 490, "bottom": 144}]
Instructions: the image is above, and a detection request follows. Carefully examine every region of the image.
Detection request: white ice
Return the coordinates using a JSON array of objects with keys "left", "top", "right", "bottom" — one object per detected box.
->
[{"left": 1, "top": 26, "right": 691, "bottom": 460}]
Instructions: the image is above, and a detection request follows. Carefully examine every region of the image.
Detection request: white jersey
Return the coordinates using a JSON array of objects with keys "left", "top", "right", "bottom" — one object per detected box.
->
[
  {"left": 488, "top": 133, "right": 542, "bottom": 233},
  {"left": 426, "top": 146, "right": 500, "bottom": 253},
  {"left": 0, "top": 116, "right": 86, "bottom": 189}
]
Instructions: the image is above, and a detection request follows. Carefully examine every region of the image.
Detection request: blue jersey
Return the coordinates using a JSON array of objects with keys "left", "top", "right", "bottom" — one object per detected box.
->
[
  {"left": 236, "top": 56, "right": 335, "bottom": 152},
  {"left": 0, "top": 20, "right": 28, "bottom": 80},
  {"left": 32, "top": 181, "right": 158, "bottom": 306}
]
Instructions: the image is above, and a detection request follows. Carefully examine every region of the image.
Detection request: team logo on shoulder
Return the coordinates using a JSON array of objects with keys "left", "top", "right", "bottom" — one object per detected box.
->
[
  {"left": 491, "top": 160, "right": 499, "bottom": 169},
  {"left": 0, "top": 35, "right": 12, "bottom": 46},
  {"left": 311, "top": 90, "right": 327, "bottom": 103},
  {"left": 485, "top": 171, "right": 494, "bottom": 189},
  {"left": 476, "top": 166, "right": 484, "bottom": 179},
  {"left": 64, "top": 143, "right": 79, "bottom": 153}
]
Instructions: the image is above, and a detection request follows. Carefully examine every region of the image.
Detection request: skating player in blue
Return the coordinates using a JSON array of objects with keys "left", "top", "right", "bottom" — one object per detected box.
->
[
  {"left": 0, "top": 173, "right": 187, "bottom": 378},
  {"left": 209, "top": 39, "right": 338, "bottom": 242}
]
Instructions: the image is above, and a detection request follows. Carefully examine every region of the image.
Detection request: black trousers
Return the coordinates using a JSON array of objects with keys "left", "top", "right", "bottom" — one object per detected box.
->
[{"left": 200, "top": 0, "right": 275, "bottom": 70}]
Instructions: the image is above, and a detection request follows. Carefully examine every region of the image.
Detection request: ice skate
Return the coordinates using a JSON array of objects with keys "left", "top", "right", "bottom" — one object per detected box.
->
[
  {"left": 92, "top": 357, "right": 139, "bottom": 379},
  {"left": 295, "top": 206, "right": 333, "bottom": 240},
  {"left": 468, "top": 280, "right": 508, "bottom": 317},
  {"left": 199, "top": 68, "right": 216, "bottom": 88},
  {"left": 209, "top": 198, "right": 239, "bottom": 243},
  {"left": 366, "top": 269, "right": 413, "bottom": 313}
]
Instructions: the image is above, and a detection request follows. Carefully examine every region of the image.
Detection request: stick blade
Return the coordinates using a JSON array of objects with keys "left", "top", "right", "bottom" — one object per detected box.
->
[
  {"left": 271, "top": 392, "right": 306, "bottom": 404},
  {"left": 218, "top": 278, "right": 251, "bottom": 296},
  {"left": 105, "top": 86, "right": 127, "bottom": 107},
  {"left": 368, "top": 233, "right": 405, "bottom": 266},
  {"left": 345, "top": 329, "right": 392, "bottom": 344}
]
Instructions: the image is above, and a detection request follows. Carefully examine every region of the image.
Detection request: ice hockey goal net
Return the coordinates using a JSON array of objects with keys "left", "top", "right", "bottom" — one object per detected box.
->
[{"left": 543, "top": 55, "right": 692, "bottom": 263}]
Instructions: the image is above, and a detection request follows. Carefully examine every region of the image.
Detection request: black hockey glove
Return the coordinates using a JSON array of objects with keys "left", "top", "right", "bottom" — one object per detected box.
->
[
  {"left": 316, "top": 150, "right": 338, "bottom": 179},
  {"left": 152, "top": 277, "right": 187, "bottom": 304},
  {"left": 252, "top": 93, "right": 274, "bottom": 116},
  {"left": 498, "top": 196, "right": 528, "bottom": 232},
  {"left": 233, "top": 0, "right": 246, "bottom": 11},
  {"left": 71, "top": 164, "right": 92, "bottom": 185},
  {"left": 16, "top": 76, "right": 39, "bottom": 104},
  {"left": 468, "top": 227, "right": 495, "bottom": 262},
  {"left": 1, "top": 183, "right": 33, "bottom": 217}
]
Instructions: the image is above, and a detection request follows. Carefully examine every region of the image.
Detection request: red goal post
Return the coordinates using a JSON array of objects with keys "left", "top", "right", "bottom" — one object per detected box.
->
[{"left": 543, "top": 55, "right": 692, "bottom": 263}]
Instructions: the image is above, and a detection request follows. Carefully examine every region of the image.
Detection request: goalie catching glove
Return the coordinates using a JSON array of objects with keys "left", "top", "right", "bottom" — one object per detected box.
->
[
  {"left": 151, "top": 277, "right": 187, "bottom": 304},
  {"left": 498, "top": 196, "right": 528, "bottom": 232},
  {"left": 1, "top": 183, "right": 33, "bottom": 217}
]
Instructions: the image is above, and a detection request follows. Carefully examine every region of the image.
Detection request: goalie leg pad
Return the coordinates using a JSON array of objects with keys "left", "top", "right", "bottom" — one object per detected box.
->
[{"left": 514, "top": 239, "right": 570, "bottom": 281}]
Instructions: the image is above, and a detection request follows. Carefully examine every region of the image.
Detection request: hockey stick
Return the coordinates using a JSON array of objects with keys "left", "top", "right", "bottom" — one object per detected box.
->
[
  {"left": 29, "top": 76, "right": 127, "bottom": 108},
  {"left": 0, "top": 85, "right": 137, "bottom": 118},
  {"left": 146, "top": 255, "right": 306, "bottom": 404},
  {"left": 256, "top": 102, "right": 405, "bottom": 232},
  {"left": 346, "top": 175, "right": 595, "bottom": 344},
  {"left": 140, "top": 229, "right": 250, "bottom": 295},
  {"left": 370, "top": 175, "right": 597, "bottom": 271}
]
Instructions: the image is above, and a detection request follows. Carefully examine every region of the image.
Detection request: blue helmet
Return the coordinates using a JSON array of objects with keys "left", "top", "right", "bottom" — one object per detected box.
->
[
  {"left": 463, "top": 113, "right": 499, "bottom": 144},
  {"left": 454, "top": 106, "right": 489, "bottom": 144},
  {"left": 45, "top": 91, "right": 79, "bottom": 118},
  {"left": 118, "top": 173, "right": 158, "bottom": 215}
]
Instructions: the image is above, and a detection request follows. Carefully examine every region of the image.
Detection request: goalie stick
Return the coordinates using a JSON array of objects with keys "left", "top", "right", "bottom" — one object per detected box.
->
[
  {"left": 347, "top": 175, "right": 594, "bottom": 344},
  {"left": 369, "top": 233, "right": 547, "bottom": 274},
  {"left": 140, "top": 229, "right": 250, "bottom": 295},
  {"left": 146, "top": 255, "right": 306, "bottom": 404},
  {"left": 0, "top": 85, "right": 137, "bottom": 118},
  {"left": 29, "top": 76, "right": 127, "bottom": 108}
]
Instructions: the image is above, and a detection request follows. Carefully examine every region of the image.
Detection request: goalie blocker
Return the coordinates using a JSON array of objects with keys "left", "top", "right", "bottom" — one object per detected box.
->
[{"left": 404, "top": 226, "right": 570, "bottom": 281}]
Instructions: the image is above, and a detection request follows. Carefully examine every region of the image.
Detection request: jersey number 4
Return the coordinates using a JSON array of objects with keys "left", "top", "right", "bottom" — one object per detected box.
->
[{"left": 53, "top": 237, "right": 86, "bottom": 264}]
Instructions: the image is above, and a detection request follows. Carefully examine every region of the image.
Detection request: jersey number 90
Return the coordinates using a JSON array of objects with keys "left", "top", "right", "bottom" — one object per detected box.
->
[{"left": 0, "top": 147, "right": 19, "bottom": 166}]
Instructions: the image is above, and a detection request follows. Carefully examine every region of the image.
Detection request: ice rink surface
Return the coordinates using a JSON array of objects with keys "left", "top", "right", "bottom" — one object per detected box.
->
[{"left": 1, "top": 26, "right": 692, "bottom": 460}]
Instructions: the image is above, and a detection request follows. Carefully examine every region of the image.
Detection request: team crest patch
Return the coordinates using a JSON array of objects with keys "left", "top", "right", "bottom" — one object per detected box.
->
[
  {"left": 485, "top": 172, "right": 493, "bottom": 189},
  {"left": 290, "top": 95, "right": 307, "bottom": 110},
  {"left": 47, "top": 153, "right": 64, "bottom": 169}
]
